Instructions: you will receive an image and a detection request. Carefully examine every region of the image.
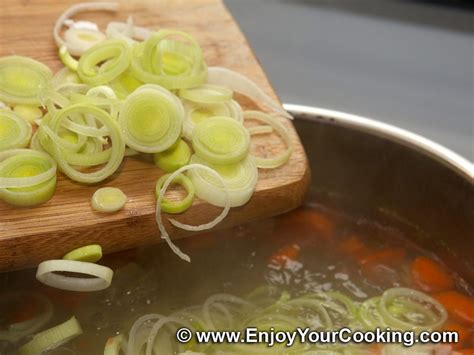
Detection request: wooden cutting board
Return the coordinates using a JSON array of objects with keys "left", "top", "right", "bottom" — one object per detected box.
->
[{"left": 0, "top": 0, "right": 310, "bottom": 271}]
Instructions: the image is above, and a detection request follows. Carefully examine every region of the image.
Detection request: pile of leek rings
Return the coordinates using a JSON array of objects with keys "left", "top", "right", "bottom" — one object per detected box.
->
[{"left": 0, "top": 2, "right": 294, "bottom": 262}]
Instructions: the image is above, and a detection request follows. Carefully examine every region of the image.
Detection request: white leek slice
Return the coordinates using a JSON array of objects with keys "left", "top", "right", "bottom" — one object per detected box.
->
[
  {"left": 36, "top": 259, "right": 113, "bottom": 292},
  {"left": 127, "top": 314, "right": 164, "bottom": 355},
  {"left": 192, "top": 116, "right": 250, "bottom": 165},
  {"left": 87, "top": 85, "right": 119, "bottom": 119},
  {"left": 156, "top": 164, "right": 230, "bottom": 262},
  {"left": 64, "top": 27, "right": 107, "bottom": 55},
  {"left": 0, "top": 149, "right": 56, "bottom": 189},
  {"left": 182, "top": 99, "right": 243, "bottom": 140},
  {"left": 18, "top": 316, "right": 83, "bottom": 355},
  {"left": 0, "top": 56, "right": 53, "bottom": 105},
  {"left": 78, "top": 39, "right": 131, "bottom": 86},
  {"left": 248, "top": 125, "right": 273, "bottom": 135},
  {"left": 0, "top": 110, "right": 32, "bottom": 151},
  {"left": 207, "top": 67, "right": 292, "bottom": 119},
  {"left": 106, "top": 17, "right": 152, "bottom": 42},
  {"left": 145, "top": 316, "right": 192, "bottom": 355},
  {"left": 119, "top": 84, "right": 184, "bottom": 153},
  {"left": 378, "top": 288, "right": 448, "bottom": 330},
  {"left": 91, "top": 187, "right": 127, "bottom": 213},
  {"left": 187, "top": 154, "right": 258, "bottom": 207},
  {"left": 179, "top": 84, "right": 232, "bottom": 104},
  {"left": 244, "top": 110, "right": 293, "bottom": 169},
  {"left": 54, "top": 2, "right": 118, "bottom": 56}
]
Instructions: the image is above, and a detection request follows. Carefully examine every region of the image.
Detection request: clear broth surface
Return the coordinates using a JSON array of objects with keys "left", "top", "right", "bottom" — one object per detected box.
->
[{"left": 1, "top": 204, "right": 473, "bottom": 354}]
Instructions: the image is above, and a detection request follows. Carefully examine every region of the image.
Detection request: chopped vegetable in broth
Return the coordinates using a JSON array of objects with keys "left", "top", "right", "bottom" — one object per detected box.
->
[{"left": 1, "top": 204, "right": 473, "bottom": 354}]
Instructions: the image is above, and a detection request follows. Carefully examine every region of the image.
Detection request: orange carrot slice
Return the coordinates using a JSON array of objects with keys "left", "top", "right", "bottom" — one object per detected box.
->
[
  {"left": 269, "top": 243, "right": 301, "bottom": 266},
  {"left": 358, "top": 247, "right": 406, "bottom": 266},
  {"left": 434, "top": 291, "right": 474, "bottom": 326},
  {"left": 411, "top": 256, "right": 455, "bottom": 293}
]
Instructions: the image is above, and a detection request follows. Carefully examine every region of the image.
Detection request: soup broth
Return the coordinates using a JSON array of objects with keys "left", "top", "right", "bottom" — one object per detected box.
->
[{"left": 1, "top": 204, "right": 473, "bottom": 354}]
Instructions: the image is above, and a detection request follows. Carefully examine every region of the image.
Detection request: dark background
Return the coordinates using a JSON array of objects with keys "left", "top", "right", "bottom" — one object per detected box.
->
[{"left": 225, "top": 0, "right": 473, "bottom": 160}]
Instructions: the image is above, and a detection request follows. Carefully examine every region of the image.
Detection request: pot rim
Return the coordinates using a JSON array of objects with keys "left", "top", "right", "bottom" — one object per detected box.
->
[{"left": 285, "top": 104, "right": 473, "bottom": 182}]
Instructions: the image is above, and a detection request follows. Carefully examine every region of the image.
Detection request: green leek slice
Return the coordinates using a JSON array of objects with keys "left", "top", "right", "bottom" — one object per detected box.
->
[
  {"left": 18, "top": 316, "right": 83, "bottom": 355},
  {"left": 0, "top": 149, "right": 57, "bottom": 207},
  {"left": 39, "top": 103, "right": 125, "bottom": 183},
  {"left": 119, "top": 84, "right": 184, "bottom": 153},
  {"left": 182, "top": 99, "right": 243, "bottom": 140},
  {"left": 192, "top": 116, "right": 250, "bottom": 165},
  {"left": 130, "top": 30, "right": 207, "bottom": 90},
  {"left": 153, "top": 139, "right": 191, "bottom": 173},
  {"left": 0, "top": 56, "right": 53, "bottom": 105},
  {"left": 59, "top": 46, "right": 79, "bottom": 72},
  {"left": 0, "top": 110, "right": 32, "bottom": 151},
  {"left": 91, "top": 187, "right": 127, "bottom": 213},
  {"left": 13, "top": 105, "right": 43, "bottom": 124},
  {"left": 78, "top": 39, "right": 131, "bottom": 86},
  {"left": 155, "top": 173, "right": 195, "bottom": 214},
  {"left": 187, "top": 154, "right": 258, "bottom": 208},
  {"left": 63, "top": 244, "right": 103, "bottom": 263}
]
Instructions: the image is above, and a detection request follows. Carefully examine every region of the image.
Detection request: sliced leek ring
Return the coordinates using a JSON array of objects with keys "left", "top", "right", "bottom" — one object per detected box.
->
[
  {"left": 192, "top": 116, "right": 250, "bottom": 165},
  {"left": 182, "top": 99, "right": 243, "bottom": 140},
  {"left": 187, "top": 154, "right": 258, "bottom": 208},
  {"left": 119, "top": 84, "right": 184, "bottom": 153},
  {"left": 0, "top": 110, "right": 32, "bottom": 151},
  {"left": 244, "top": 110, "right": 293, "bottom": 169},
  {"left": 153, "top": 139, "right": 191, "bottom": 173},
  {"left": 36, "top": 259, "right": 113, "bottom": 292},
  {"left": 0, "top": 149, "right": 57, "bottom": 207},
  {"left": 179, "top": 84, "right": 232, "bottom": 104},
  {"left": 78, "top": 39, "right": 131, "bottom": 86},
  {"left": 18, "top": 316, "right": 83, "bottom": 355},
  {"left": 156, "top": 164, "right": 230, "bottom": 262},
  {"left": 130, "top": 30, "right": 207, "bottom": 90},
  {"left": 39, "top": 103, "right": 125, "bottom": 183},
  {"left": 63, "top": 244, "right": 103, "bottom": 263},
  {"left": 0, "top": 56, "right": 53, "bottom": 105},
  {"left": 155, "top": 173, "right": 195, "bottom": 214},
  {"left": 91, "top": 187, "right": 127, "bottom": 213}
]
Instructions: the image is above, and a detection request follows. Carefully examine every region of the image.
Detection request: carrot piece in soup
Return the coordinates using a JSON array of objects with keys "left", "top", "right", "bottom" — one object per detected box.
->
[
  {"left": 269, "top": 243, "right": 301, "bottom": 266},
  {"left": 358, "top": 247, "right": 406, "bottom": 267},
  {"left": 276, "top": 207, "right": 335, "bottom": 242},
  {"left": 411, "top": 256, "right": 455, "bottom": 293},
  {"left": 434, "top": 291, "right": 474, "bottom": 326}
]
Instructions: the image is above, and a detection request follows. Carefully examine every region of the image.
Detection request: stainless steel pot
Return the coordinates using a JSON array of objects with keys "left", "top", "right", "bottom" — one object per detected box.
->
[{"left": 287, "top": 104, "right": 474, "bottom": 287}]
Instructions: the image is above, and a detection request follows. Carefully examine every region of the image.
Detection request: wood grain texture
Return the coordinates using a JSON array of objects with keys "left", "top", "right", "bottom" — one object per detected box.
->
[{"left": 0, "top": 0, "right": 310, "bottom": 271}]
